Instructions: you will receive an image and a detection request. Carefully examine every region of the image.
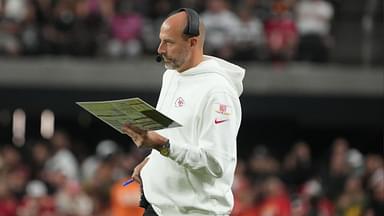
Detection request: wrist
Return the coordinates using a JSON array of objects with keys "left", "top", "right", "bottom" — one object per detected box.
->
[{"left": 155, "top": 140, "right": 170, "bottom": 157}]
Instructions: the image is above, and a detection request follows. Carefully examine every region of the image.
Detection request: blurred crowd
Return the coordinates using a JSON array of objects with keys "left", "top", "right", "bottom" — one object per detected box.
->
[
  {"left": 0, "top": 130, "right": 148, "bottom": 216},
  {"left": 0, "top": 130, "right": 383, "bottom": 216},
  {"left": 232, "top": 138, "right": 384, "bottom": 216},
  {"left": 0, "top": 0, "right": 335, "bottom": 63}
]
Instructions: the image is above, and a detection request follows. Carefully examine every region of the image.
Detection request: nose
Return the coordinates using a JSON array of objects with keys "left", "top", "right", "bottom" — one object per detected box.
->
[{"left": 157, "top": 41, "right": 165, "bottom": 55}]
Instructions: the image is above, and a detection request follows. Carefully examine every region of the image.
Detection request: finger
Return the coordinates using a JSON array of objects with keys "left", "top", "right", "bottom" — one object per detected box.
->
[
  {"left": 122, "top": 128, "right": 141, "bottom": 145},
  {"left": 123, "top": 123, "right": 146, "bottom": 135},
  {"left": 132, "top": 174, "right": 141, "bottom": 184},
  {"left": 122, "top": 127, "right": 138, "bottom": 138},
  {"left": 122, "top": 125, "right": 135, "bottom": 134}
]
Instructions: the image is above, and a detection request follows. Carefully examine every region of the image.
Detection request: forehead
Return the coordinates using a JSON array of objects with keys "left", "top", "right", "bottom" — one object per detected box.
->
[{"left": 159, "top": 17, "right": 185, "bottom": 39}]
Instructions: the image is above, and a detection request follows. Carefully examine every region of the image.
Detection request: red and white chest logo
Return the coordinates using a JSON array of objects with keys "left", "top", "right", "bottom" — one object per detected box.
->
[{"left": 175, "top": 97, "right": 185, "bottom": 107}]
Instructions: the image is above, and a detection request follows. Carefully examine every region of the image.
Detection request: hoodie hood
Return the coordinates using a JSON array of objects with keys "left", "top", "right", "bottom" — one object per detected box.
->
[{"left": 180, "top": 55, "right": 245, "bottom": 96}]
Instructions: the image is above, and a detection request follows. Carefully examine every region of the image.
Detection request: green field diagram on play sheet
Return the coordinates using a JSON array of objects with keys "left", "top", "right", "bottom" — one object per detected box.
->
[{"left": 76, "top": 98, "right": 182, "bottom": 133}]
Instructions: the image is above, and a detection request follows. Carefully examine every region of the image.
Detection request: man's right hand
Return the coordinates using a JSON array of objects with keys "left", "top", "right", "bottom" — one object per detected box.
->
[{"left": 132, "top": 157, "right": 150, "bottom": 184}]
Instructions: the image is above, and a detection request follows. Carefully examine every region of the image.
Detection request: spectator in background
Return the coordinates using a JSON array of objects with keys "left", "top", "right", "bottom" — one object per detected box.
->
[
  {"left": 32, "top": 0, "right": 53, "bottom": 54},
  {"left": 17, "top": 180, "right": 56, "bottom": 216},
  {"left": 146, "top": 0, "right": 179, "bottom": 19},
  {"left": 346, "top": 148, "right": 364, "bottom": 177},
  {"left": 335, "top": 175, "right": 368, "bottom": 216},
  {"left": 264, "top": 0, "right": 298, "bottom": 62},
  {"left": 109, "top": 149, "right": 147, "bottom": 216},
  {"left": 363, "top": 156, "right": 384, "bottom": 213},
  {"left": 106, "top": 0, "right": 143, "bottom": 58},
  {"left": 258, "top": 177, "right": 291, "bottom": 216},
  {"left": 0, "top": 144, "right": 24, "bottom": 172},
  {"left": 83, "top": 143, "right": 145, "bottom": 216},
  {"left": 28, "top": 139, "right": 52, "bottom": 181},
  {"left": 84, "top": 153, "right": 117, "bottom": 214},
  {"left": 321, "top": 137, "right": 350, "bottom": 201},
  {"left": 18, "top": 1, "right": 39, "bottom": 55},
  {"left": 7, "top": 167, "right": 29, "bottom": 203},
  {"left": 365, "top": 169, "right": 384, "bottom": 215},
  {"left": 81, "top": 139, "right": 118, "bottom": 182},
  {"left": 43, "top": 130, "right": 79, "bottom": 192},
  {"left": 0, "top": 0, "right": 30, "bottom": 55},
  {"left": 44, "top": 0, "right": 77, "bottom": 55},
  {"left": 296, "top": 179, "right": 334, "bottom": 216},
  {"left": 239, "top": 0, "right": 271, "bottom": 21},
  {"left": 282, "top": 141, "right": 313, "bottom": 192},
  {"left": 201, "top": 0, "right": 239, "bottom": 59},
  {"left": 363, "top": 154, "right": 383, "bottom": 189},
  {"left": 86, "top": 0, "right": 115, "bottom": 18},
  {"left": 232, "top": 160, "right": 257, "bottom": 216},
  {"left": 141, "top": 0, "right": 175, "bottom": 54},
  {"left": 110, "top": 178, "right": 144, "bottom": 216},
  {"left": 0, "top": 180, "right": 17, "bottom": 216},
  {"left": 0, "top": 145, "right": 29, "bottom": 201},
  {"left": 295, "top": 0, "right": 334, "bottom": 63},
  {"left": 71, "top": 0, "right": 109, "bottom": 56},
  {"left": 55, "top": 180, "right": 94, "bottom": 216},
  {"left": 233, "top": 6, "right": 265, "bottom": 61},
  {"left": 248, "top": 145, "right": 280, "bottom": 183}
]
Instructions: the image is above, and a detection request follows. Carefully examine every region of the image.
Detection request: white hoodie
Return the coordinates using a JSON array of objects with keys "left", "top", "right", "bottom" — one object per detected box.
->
[{"left": 141, "top": 55, "right": 245, "bottom": 215}]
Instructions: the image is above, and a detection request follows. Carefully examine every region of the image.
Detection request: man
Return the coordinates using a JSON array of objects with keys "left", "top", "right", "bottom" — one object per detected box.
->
[{"left": 122, "top": 8, "right": 245, "bottom": 216}]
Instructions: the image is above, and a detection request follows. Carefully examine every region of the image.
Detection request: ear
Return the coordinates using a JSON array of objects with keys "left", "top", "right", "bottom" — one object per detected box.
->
[{"left": 189, "top": 38, "right": 197, "bottom": 48}]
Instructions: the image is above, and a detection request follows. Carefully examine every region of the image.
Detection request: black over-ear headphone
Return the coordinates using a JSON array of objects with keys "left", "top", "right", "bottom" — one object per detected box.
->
[
  {"left": 175, "top": 8, "right": 200, "bottom": 37},
  {"left": 156, "top": 8, "right": 200, "bottom": 62}
]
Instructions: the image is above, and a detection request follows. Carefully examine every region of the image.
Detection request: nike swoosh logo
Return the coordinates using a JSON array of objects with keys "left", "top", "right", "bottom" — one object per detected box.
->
[{"left": 214, "top": 118, "right": 228, "bottom": 124}]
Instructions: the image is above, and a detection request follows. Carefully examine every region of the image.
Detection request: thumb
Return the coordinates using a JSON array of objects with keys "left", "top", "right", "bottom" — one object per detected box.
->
[{"left": 132, "top": 173, "right": 142, "bottom": 185}]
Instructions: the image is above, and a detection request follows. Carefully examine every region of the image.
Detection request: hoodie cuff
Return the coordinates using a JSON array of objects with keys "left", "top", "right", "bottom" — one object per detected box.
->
[
  {"left": 167, "top": 140, "right": 185, "bottom": 160},
  {"left": 168, "top": 140, "right": 176, "bottom": 159}
]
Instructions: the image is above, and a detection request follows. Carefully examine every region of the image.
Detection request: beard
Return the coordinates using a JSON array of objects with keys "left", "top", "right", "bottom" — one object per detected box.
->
[
  {"left": 163, "top": 48, "right": 189, "bottom": 71},
  {"left": 164, "top": 59, "right": 179, "bottom": 70},
  {"left": 163, "top": 56, "right": 183, "bottom": 70}
]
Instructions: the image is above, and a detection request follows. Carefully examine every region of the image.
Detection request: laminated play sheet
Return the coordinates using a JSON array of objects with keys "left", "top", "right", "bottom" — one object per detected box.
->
[{"left": 76, "top": 98, "right": 181, "bottom": 133}]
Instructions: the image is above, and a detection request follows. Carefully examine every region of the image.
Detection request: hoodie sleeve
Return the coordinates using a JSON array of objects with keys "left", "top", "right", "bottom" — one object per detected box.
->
[{"left": 167, "top": 91, "right": 241, "bottom": 177}]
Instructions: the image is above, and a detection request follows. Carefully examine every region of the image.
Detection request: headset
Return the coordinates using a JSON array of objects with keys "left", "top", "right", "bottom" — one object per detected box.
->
[
  {"left": 175, "top": 8, "right": 200, "bottom": 37},
  {"left": 156, "top": 8, "right": 200, "bottom": 62}
]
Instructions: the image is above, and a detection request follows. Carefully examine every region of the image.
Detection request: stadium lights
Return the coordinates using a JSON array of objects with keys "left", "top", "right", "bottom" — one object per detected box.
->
[
  {"left": 12, "top": 108, "right": 26, "bottom": 146},
  {"left": 40, "top": 109, "right": 55, "bottom": 139}
]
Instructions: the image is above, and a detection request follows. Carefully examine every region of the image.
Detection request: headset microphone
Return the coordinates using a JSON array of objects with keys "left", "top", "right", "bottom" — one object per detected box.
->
[{"left": 156, "top": 54, "right": 162, "bottom": 62}]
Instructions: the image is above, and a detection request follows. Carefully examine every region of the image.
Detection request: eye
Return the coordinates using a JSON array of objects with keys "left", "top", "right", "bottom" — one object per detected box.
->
[{"left": 164, "top": 39, "right": 175, "bottom": 45}]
